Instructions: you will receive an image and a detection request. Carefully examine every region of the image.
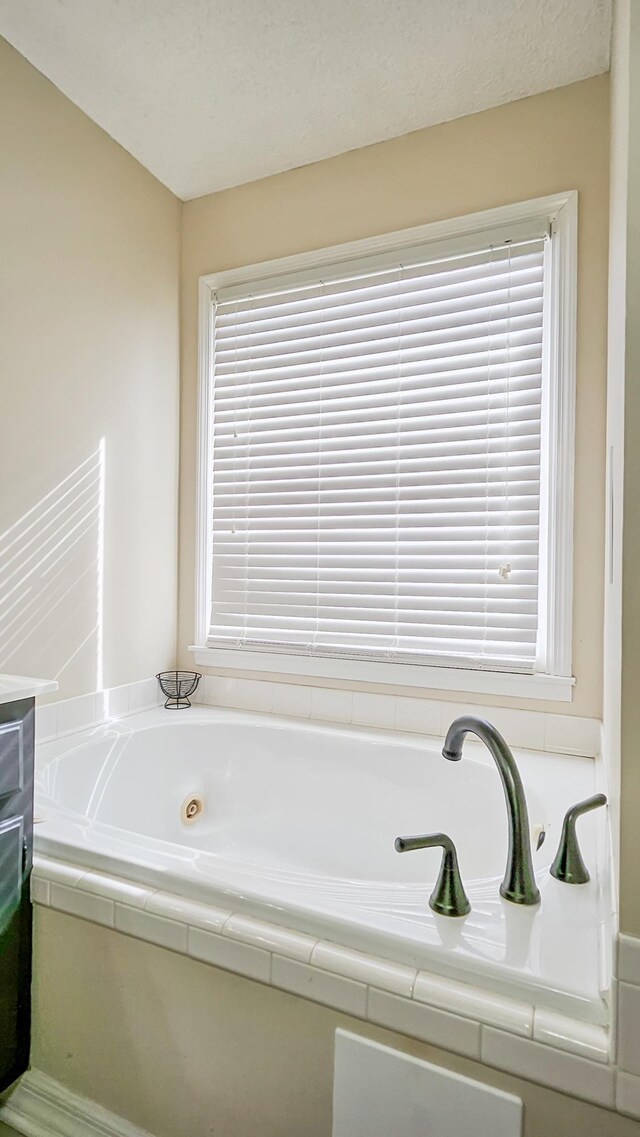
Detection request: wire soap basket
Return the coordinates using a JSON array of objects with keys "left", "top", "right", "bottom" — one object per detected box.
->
[{"left": 156, "top": 670, "right": 201, "bottom": 710}]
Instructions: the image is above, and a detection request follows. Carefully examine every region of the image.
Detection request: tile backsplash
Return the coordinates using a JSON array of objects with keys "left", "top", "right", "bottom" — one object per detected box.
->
[
  {"left": 35, "top": 677, "right": 163, "bottom": 743},
  {"left": 194, "top": 674, "right": 601, "bottom": 758},
  {"left": 34, "top": 673, "right": 601, "bottom": 759}
]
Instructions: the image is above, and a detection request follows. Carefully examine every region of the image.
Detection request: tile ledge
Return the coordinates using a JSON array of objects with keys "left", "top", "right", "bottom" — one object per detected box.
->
[{"left": 32, "top": 852, "right": 611, "bottom": 1070}]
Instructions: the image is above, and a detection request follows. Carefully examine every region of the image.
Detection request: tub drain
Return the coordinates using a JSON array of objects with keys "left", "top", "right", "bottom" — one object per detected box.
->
[{"left": 181, "top": 794, "right": 204, "bottom": 825}]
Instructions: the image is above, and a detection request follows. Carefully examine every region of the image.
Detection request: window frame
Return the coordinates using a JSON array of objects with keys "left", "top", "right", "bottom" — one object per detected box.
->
[{"left": 192, "top": 192, "right": 577, "bottom": 702}]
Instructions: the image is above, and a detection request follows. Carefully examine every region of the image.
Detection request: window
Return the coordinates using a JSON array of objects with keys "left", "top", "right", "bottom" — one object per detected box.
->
[{"left": 194, "top": 194, "right": 576, "bottom": 701}]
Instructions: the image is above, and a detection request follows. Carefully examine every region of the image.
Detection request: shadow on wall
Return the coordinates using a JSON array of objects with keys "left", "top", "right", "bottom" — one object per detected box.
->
[{"left": 0, "top": 442, "right": 105, "bottom": 695}]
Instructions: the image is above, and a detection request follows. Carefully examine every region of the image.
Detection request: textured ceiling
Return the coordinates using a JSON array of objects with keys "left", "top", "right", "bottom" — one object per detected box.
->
[{"left": 0, "top": 0, "right": 611, "bottom": 200}]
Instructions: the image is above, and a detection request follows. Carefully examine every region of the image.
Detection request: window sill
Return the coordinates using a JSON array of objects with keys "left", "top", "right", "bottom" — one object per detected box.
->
[{"left": 189, "top": 647, "right": 575, "bottom": 703}]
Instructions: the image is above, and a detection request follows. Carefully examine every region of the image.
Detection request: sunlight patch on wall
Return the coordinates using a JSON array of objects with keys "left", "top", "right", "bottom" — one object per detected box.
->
[{"left": 0, "top": 443, "right": 105, "bottom": 695}]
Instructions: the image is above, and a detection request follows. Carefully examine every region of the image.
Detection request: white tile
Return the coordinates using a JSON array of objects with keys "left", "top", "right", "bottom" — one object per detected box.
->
[
  {"left": 544, "top": 713, "right": 599, "bottom": 757},
  {"left": 413, "top": 971, "right": 532, "bottom": 1037},
  {"left": 533, "top": 1008, "right": 609, "bottom": 1062},
  {"left": 188, "top": 926, "right": 271, "bottom": 982},
  {"left": 115, "top": 903, "right": 188, "bottom": 953},
  {"left": 493, "top": 708, "right": 546, "bottom": 751},
  {"left": 311, "top": 942, "right": 415, "bottom": 999},
  {"left": 30, "top": 876, "right": 50, "bottom": 905},
  {"left": 617, "top": 1071, "right": 640, "bottom": 1119},
  {"left": 271, "top": 683, "right": 312, "bottom": 718},
  {"left": 310, "top": 687, "right": 353, "bottom": 724},
  {"left": 149, "top": 676, "right": 167, "bottom": 707},
  {"left": 99, "top": 685, "right": 130, "bottom": 721},
  {"left": 193, "top": 674, "right": 213, "bottom": 704},
  {"left": 80, "top": 871, "right": 152, "bottom": 908},
  {"left": 145, "top": 891, "right": 230, "bottom": 933},
  {"left": 190, "top": 675, "right": 207, "bottom": 704},
  {"left": 199, "top": 675, "right": 238, "bottom": 707},
  {"left": 271, "top": 956, "right": 367, "bottom": 1017},
  {"left": 35, "top": 859, "right": 85, "bottom": 887},
  {"left": 394, "top": 696, "right": 441, "bottom": 737},
  {"left": 55, "top": 693, "right": 97, "bottom": 736},
  {"left": 610, "top": 977, "right": 619, "bottom": 1065},
  {"left": 215, "top": 677, "right": 241, "bottom": 708},
  {"left": 129, "top": 678, "right": 162, "bottom": 713},
  {"left": 440, "top": 702, "right": 491, "bottom": 737},
  {"left": 440, "top": 703, "right": 462, "bottom": 733},
  {"left": 225, "top": 914, "right": 316, "bottom": 962},
  {"left": 368, "top": 989, "right": 480, "bottom": 1060},
  {"left": 93, "top": 689, "right": 107, "bottom": 724},
  {"left": 617, "top": 983, "right": 640, "bottom": 1075},
  {"left": 35, "top": 703, "right": 57, "bottom": 743},
  {"left": 50, "top": 882, "right": 114, "bottom": 927},
  {"left": 618, "top": 934, "right": 640, "bottom": 986},
  {"left": 481, "top": 1027, "right": 615, "bottom": 1107},
  {"left": 233, "top": 679, "right": 273, "bottom": 712},
  {"left": 31, "top": 855, "right": 51, "bottom": 878},
  {"left": 352, "top": 692, "right": 395, "bottom": 730},
  {"left": 442, "top": 703, "right": 545, "bottom": 751}
]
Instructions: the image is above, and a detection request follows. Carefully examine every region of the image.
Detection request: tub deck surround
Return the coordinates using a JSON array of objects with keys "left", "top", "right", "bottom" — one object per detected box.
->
[
  {"left": 0, "top": 673, "right": 58, "bottom": 704},
  {"left": 33, "top": 703, "right": 609, "bottom": 1031},
  {"left": 30, "top": 855, "right": 611, "bottom": 1068}
]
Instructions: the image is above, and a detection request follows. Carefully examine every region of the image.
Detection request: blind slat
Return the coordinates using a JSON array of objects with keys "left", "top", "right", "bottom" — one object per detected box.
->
[{"left": 206, "top": 235, "right": 547, "bottom": 669}]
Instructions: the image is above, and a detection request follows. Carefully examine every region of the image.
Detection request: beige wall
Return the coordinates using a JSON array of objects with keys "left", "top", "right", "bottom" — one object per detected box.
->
[
  {"left": 28, "top": 909, "right": 640, "bottom": 1137},
  {"left": 607, "top": 0, "right": 640, "bottom": 938},
  {"left": 179, "top": 76, "right": 610, "bottom": 718},
  {"left": 603, "top": 0, "right": 630, "bottom": 919},
  {"left": 0, "top": 38, "right": 181, "bottom": 699}
]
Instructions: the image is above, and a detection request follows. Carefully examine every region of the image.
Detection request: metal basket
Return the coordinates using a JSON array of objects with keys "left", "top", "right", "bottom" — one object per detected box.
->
[{"left": 156, "top": 670, "right": 201, "bottom": 710}]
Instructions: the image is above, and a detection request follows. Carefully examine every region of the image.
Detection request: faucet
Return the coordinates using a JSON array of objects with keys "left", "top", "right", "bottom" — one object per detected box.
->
[
  {"left": 395, "top": 831, "right": 471, "bottom": 918},
  {"left": 442, "top": 716, "right": 540, "bottom": 906},
  {"left": 550, "top": 793, "right": 607, "bottom": 885}
]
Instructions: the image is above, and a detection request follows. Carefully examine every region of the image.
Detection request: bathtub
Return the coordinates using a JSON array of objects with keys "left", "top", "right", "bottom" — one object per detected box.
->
[{"left": 34, "top": 706, "right": 609, "bottom": 1024}]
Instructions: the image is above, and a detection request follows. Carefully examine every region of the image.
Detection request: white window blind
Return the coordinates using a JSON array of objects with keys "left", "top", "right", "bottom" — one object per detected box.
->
[{"left": 206, "top": 230, "right": 549, "bottom": 673}]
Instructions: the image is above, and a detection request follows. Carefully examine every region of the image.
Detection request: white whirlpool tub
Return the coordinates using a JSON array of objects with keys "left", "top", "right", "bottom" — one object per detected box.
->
[{"left": 33, "top": 706, "right": 610, "bottom": 1024}]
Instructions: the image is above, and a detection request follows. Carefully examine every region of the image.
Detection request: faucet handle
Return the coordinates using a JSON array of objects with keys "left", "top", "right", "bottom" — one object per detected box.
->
[
  {"left": 395, "top": 831, "right": 471, "bottom": 918},
  {"left": 550, "top": 794, "right": 607, "bottom": 885}
]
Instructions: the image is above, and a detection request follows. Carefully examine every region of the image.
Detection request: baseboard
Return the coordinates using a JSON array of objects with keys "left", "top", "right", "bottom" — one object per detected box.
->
[{"left": 0, "top": 1070, "right": 154, "bottom": 1137}]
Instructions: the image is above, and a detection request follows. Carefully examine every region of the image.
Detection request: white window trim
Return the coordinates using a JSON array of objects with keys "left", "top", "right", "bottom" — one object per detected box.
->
[{"left": 192, "top": 192, "right": 577, "bottom": 703}]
